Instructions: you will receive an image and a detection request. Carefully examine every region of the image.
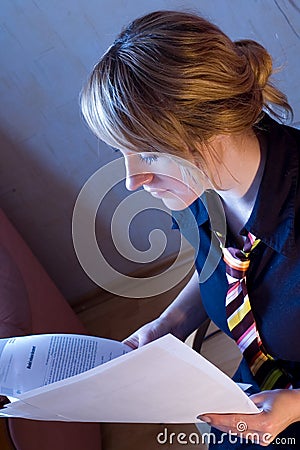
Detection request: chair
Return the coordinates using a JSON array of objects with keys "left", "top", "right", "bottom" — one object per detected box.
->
[
  {"left": 192, "top": 317, "right": 211, "bottom": 353},
  {"left": 0, "top": 209, "right": 102, "bottom": 450}
]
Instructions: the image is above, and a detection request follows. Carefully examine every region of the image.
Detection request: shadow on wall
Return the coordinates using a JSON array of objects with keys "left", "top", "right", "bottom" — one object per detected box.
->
[
  {"left": 0, "top": 127, "right": 96, "bottom": 300},
  {"left": 0, "top": 128, "right": 182, "bottom": 304}
]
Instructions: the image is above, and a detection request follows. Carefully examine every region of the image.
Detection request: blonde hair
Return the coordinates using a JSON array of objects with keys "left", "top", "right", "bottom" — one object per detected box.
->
[{"left": 81, "top": 10, "right": 292, "bottom": 165}]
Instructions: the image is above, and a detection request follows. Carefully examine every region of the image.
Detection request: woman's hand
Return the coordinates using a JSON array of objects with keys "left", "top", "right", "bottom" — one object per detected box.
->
[
  {"left": 122, "top": 316, "right": 172, "bottom": 349},
  {"left": 122, "top": 271, "right": 207, "bottom": 349},
  {"left": 198, "top": 389, "right": 300, "bottom": 446}
]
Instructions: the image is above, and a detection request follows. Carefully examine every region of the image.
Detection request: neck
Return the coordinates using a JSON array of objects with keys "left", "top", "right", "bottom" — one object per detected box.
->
[{"left": 212, "top": 130, "right": 265, "bottom": 235}]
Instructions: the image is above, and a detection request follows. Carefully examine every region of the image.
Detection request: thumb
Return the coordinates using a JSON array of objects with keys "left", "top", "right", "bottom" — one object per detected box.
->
[
  {"left": 138, "top": 334, "right": 155, "bottom": 347},
  {"left": 249, "top": 392, "right": 266, "bottom": 408}
]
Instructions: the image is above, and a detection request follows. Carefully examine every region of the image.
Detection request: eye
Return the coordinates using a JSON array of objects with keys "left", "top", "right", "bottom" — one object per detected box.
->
[{"left": 138, "top": 153, "right": 159, "bottom": 165}]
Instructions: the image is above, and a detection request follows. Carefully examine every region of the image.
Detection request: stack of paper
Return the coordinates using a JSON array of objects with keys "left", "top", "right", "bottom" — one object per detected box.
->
[{"left": 0, "top": 333, "right": 259, "bottom": 422}]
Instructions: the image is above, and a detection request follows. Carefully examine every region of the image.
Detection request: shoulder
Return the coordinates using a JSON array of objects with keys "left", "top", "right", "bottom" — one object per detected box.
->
[
  {"left": 280, "top": 120, "right": 300, "bottom": 148},
  {"left": 256, "top": 114, "right": 300, "bottom": 152}
]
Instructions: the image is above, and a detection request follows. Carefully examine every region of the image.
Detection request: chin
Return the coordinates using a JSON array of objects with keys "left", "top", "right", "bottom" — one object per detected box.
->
[{"left": 160, "top": 190, "right": 199, "bottom": 210}]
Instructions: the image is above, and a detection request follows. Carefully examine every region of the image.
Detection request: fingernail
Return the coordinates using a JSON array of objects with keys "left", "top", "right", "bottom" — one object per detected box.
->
[{"left": 197, "top": 415, "right": 211, "bottom": 423}]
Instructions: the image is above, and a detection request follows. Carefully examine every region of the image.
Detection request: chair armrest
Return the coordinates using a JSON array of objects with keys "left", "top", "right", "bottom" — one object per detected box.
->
[
  {"left": 0, "top": 419, "right": 16, "bottom": 450},
  {"left": 192, "top": 318, "right": 211, "bottom": 353}
]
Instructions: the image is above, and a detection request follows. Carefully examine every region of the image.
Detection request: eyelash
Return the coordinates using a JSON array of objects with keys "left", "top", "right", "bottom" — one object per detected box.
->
[
  {"left": 112, "top": 149, "right": 158, "bottom": 165},
  {"left": 138, "top": 154, "right": 158, "bottom": 165}
]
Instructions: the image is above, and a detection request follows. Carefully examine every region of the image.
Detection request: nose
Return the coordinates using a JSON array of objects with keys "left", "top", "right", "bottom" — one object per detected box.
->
[
  {"left": 124, "top": 155, "right": 154, "bottom": 191},
  {"left": 125, "top": 172, "right": 154, "bottom": 191}
]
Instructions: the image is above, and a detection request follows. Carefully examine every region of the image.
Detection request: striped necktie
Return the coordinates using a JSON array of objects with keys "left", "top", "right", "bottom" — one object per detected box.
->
[{"left": 222, "top": 232, "right": 292, "bottom": 390}]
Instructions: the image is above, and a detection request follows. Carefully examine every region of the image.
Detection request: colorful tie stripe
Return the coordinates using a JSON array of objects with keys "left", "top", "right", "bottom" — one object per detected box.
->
[{"left": 222, "top": 232, "right": 292, "bottom": 391}]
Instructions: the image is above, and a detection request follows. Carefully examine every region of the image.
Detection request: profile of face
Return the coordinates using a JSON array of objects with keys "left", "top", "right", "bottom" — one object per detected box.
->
[{"left": 119, "top": 149, "right": 210, "bottom": 211}]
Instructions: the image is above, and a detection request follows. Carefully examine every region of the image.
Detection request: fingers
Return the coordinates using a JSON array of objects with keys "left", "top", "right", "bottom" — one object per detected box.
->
[
  {"left": 122, "top": 336, "right": 139, "bottom": 349},
  {"left": 122, "top": 317, "right": 171, "bottom": 349},
  {"left": 249, "top": 391, "right": 267, "bottom": 407},
  {"left": 122, "top": 331, "right": 153, "bottom": 349},
  {"left": 198, "top": 413, "right": 249, "bottom": 431},
  {"left": 197, "top": 412, "right": 273, "bottom": 446}
]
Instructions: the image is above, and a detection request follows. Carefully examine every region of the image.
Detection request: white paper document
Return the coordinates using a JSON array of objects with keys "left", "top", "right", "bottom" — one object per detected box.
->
[
  {"left": 0, "top": 333, "right": 260, "bottom": 423},
  {"left": 0, "top": 334, "right": 130, "bottom": 397}
]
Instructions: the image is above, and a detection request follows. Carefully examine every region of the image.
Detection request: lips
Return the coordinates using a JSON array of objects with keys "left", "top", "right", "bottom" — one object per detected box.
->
[
  {"left": 148, "top": 191, "right": 166, "bottom": 198},
  {"left": 143, "top": 187, "right": 168, "bottom": 197}
]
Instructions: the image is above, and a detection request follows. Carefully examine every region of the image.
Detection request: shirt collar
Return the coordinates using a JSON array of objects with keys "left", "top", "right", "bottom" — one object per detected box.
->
[
  {"left": 245, "top": 115, "right": 299, "bottom": 257},
  {"left": 172, "top": 190, "right": 227, "bottom": 247}
]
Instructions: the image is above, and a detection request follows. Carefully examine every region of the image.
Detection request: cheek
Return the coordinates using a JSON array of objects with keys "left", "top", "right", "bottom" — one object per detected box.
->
[
  {"left": 153, "top": 160, "right": 206, "bottom": 196},
  {"left": 164, "top": 180, "right": 189, "bottom": 195},
  {"left": 153, "top": 160, "right": 183, "bottom": 182},
  {"left": 167, "top": 178, "right": 196, "bottom": 196}
]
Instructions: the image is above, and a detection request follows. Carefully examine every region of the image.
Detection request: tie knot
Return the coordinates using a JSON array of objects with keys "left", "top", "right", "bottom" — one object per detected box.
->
[
  {"left": 222, "top": 247, "right": 251, "bottom": 279},
  {"left": 221, "top": 232, "right": 260, "bottom": 279}
]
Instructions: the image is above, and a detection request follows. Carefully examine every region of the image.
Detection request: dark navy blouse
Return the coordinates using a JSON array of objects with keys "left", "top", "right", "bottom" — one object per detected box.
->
[{"left": 172, "top": 115, "right": 300, "bottom": 387}]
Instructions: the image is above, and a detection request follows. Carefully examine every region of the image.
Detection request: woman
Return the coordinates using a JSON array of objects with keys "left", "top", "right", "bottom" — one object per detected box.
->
[{"left": 81, "top": 10, "right": 300, "bottom": 448}]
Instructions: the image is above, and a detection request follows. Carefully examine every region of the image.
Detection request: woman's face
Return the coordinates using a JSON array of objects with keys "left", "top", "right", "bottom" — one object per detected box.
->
[{"left": 119, "top": 149, "right": 209, "bottom": 210}]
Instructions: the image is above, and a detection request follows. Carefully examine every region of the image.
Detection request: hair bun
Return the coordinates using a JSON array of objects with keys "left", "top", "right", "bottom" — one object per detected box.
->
[{"left": 235, "top": 39, "right": 272, "bottom": 90}]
